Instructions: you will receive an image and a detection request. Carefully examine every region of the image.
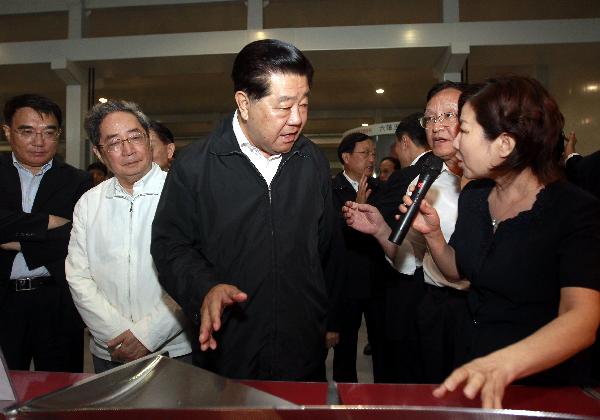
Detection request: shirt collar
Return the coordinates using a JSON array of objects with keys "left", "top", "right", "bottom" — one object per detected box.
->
[
  {"left": 342, "top": 171, "right": 360, "bottom": 192},
  {"left": 232, "top": 110, "right": 281, "bottom": 161},
  {"left": 12, "top": 153, "right": 53, "bottom": 175}
]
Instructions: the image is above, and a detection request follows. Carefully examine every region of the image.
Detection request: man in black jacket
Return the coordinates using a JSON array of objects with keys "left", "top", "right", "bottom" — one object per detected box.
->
[
  {"left": 373, "top": 113, "right": 431, "bottom": 383},
  {"left": 331, "top": 132, "right": 390, "bottom": 382},
  {"left": 151, "top": 39, "right": 340, "bottom": 381},
  {"left": 0, "top": 94, "right": 92, "bottom": 372}
]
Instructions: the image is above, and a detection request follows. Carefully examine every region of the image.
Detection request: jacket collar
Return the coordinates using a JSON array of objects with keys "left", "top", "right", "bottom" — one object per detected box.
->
[
  {"left": 106, "top": 162, "right": 164, "bottom": 199},
  {"left": 209, "top": 112, "right": 310, "bottom": 159}
]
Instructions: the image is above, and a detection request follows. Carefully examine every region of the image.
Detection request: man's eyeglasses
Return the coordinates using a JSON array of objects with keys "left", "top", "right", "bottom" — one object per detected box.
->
[
  {"left": 13, "top": 127, "right": 61, "bottom": 142},
  {"left": 419, "top": 112, "right": 458, "bottom": 129},
  {"left": 96, "top": 132, "right": 148, "bottom": 154},
  {"left": 352, "top": 150, "right": 377, "bottom": 158}
]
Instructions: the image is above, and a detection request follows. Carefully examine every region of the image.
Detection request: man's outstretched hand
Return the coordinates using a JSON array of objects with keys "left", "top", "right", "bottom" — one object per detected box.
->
[{"left": 199, "top": 284, "right": 247, "bottom": 351}]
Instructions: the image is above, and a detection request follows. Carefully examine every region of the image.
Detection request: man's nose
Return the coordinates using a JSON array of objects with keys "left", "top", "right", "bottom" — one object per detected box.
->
[
  {"left": 121, "top": 139, "right": 135, "bottom": 155},
  {"left": 30, "top": 133, "right": 45, "bottom": 146},
  {"left": 287, "top": 105, "right": 302, "bottom": 125}
]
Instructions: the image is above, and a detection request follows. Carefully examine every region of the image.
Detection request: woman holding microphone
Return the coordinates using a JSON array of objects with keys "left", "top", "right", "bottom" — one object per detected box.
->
[{"left": 343, "top": 75, "right": 600, "bottom": 408}]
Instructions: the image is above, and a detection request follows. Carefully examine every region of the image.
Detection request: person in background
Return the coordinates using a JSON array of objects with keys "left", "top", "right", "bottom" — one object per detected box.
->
[
  {"left": 87, "top": 161, "right": 108, "bottom": 186},
  {"left": 378, "top": 156, "right": 400, "bottom": 182},
  {"left": 563, "top": 131, "right": 600, "bottom": 200},
  {"left": 151, "top": 39, "right": 341, "bottom": 381},
  {"left": 66, "top": 100, "right": 191, "bottom": 373},
  {"left": 149, "top": 121, "right": 176, "bottom": 171},
  {"left": 331, "top": 132, "right": 388, "bottom": 383},
  {"left": 0, "top": 94, "right": 92, "bottom": 372},
  {"left": 372, "top": 112, "right": 431, "bottom": 383}
]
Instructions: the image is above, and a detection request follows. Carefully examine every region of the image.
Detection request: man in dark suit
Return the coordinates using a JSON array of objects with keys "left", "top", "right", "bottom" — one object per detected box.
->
[
  {"left": 563, "top": 132, "right": 600, "bottom": 200},
  {"left": 0, "top": 94, "right": 92, "bottom": 372},
  {"left": 331, "top": 132, "right": 390, "bottom": 382},
  {"left": 372, "top": 112, "right": 431, "bottom": 383}
]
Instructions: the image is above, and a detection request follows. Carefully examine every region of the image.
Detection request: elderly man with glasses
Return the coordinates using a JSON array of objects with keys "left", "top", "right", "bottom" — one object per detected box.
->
[
  {"left": 65, "top": 100, "right": 191, "bottom": 373},
  {"left": 0, "top": 94, "right": 92, "bottom": 372}
]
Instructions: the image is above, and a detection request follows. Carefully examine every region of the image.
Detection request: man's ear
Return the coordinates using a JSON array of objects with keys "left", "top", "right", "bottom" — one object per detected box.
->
[
  {"left": 167, "top": 143, "right": 175, "bottom": 160},
  {"left": 342, "top": 152, "right": 350, "bottom": 165},
  {"left": 2, "top": 124, "right": 11, "bottom": 143},
  {"left": 498, "top": 133, "right": 516, "bottom": 158},
  {"left": 92, "top": 146, "right": 105, "bottom": 164},
  {"left": 235, "top": 91, "right": 251, "bottom": 121}
]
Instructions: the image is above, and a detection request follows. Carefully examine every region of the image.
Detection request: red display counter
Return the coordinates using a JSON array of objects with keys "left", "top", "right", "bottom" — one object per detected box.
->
[{"left": 4, "top": 370, "right": 600, "bottom": 418}]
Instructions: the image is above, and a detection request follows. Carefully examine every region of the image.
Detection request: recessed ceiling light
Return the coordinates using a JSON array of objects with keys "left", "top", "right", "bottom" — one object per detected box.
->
[
  {"left": 361, "top": 123, "right": 369, "bottom": 127},
  {"left": 375, "top": 88, "right": 385, "bottom": 94},
  {"left": 98, "top": 97, "right": 108, "bottom": 103},
  {"left": 584, "top": 84, "right": 599, "bottom": 93}
]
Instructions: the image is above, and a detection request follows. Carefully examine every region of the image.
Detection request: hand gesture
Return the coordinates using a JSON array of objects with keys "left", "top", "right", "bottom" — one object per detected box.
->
[
  {"left": 199, "top": 284, "right": 247, "bottom": 351},
  {"left": 325, "top": 331, "right": 339, "bottom": 349},
  {"left": 355, "top": 174, "right": 372, "bottom": 204},
  {"left": 399, "top": 190, "right": 441, "bottom": 236},
  {"left": 564, "top": 131, "right": 577, "bottom": 157},
  {"left": 432, "top": 354, "right": 514, "bottom": 409},
  {"left": 342, "top": 201, "right": 387, "bottom": 237},
  {"left": 107, "top": 329, "right": 150, "bottom": 363}
]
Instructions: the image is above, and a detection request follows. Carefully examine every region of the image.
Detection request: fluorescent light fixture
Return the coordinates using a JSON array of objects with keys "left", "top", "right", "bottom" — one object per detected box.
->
[
  {"left": 361, "top": 123, "right": 369, "bottom": 127},
  {"left": 375, "top": 88, "right": 385, "bottom": 94},
  {"left": 98, "top": 97, "right": 108, "bottom": 103}
]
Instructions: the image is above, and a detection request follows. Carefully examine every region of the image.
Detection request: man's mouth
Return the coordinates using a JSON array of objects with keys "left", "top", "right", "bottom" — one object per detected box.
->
[{"left": 280, "top": 132, "right": 297, "bottom": 143}]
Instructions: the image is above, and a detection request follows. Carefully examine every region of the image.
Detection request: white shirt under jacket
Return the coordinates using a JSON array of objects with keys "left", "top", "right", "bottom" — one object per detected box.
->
[{"left": 66, "top": 163, "right": 191, "bottom": 360}]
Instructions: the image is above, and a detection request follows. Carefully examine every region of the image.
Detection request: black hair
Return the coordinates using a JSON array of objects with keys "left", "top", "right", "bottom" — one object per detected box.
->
[
  {"left": 426, "top": 81, "right": 470, "bottom": 102},
  {"left": 87, "top": 161, "right": 108, "bottom": 176},
  {"left": 337, "top": 132, "right": 372, "bottom": 164},
  {"left": 380, "top": 156, "right": 400, "bottom": 170},
  {"left": 395, "top": 112, "right": 428, "bottom": 148},
  {"left": 3, "top": 94, "right": 63, "bottom": 127},
  {"left": 231, "top": 39, "right": 314, "bottom": 101},
  {"left": 149, "top": 121, "right": 174, "bottom": 144}
]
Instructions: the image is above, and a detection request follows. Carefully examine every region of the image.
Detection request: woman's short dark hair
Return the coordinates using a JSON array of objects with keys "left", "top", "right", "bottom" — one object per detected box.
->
[
  {"left": 3, "top": 94, "right": 63, "bottom": 127},
  {"left": 84, "top": 100, "right": 150, "bottom": 147},
  {"left": 231, "top": 39, "right": 314, "bottom": 101},
  {"left": 337, "top": 132, "right": 372, "bottom": 164},
  {"left": 460, "top": 75, "right": 563, "bottom": 183}
]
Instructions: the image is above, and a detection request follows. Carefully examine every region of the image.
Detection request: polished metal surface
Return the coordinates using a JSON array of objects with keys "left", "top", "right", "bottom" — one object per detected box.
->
[{"left": 7, "top": 355, "right": 296, "bottom": 414}]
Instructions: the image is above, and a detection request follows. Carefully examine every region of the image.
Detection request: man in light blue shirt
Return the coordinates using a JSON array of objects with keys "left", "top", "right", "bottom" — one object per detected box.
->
[{"left": 0, "top": 94, "right": 92, "bottom": 372}]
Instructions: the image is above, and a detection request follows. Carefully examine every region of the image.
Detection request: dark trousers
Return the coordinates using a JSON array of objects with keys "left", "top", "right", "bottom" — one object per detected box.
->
[
  {"left": 0, "top": 285, "right": 83, "bottom": 372},
  {"left": 333, "top": 295, "right": 385, "bottom": 383},
  {"left": 415, "top": 283, "right": 469, "bottom": 383},
  {"left": 381, "top": 270, "right": 425, "bottom": 384}
]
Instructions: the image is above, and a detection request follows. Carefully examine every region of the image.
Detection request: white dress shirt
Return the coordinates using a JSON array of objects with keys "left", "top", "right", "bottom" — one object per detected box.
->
[
  {"left": 393, "top": 163, "right": 469, "bottom": 290},
  {"left": 232, "top": 111, "right": 282, "bottom": 186}
]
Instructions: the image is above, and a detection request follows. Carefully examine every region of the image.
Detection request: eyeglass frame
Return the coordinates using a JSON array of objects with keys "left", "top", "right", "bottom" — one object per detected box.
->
[
  {"left": 11, "top": 126, "right": 62, "bottom": 142},
  {"left": 96, "top": 131, "right": 149, "bottom": 154},
  {"left": 351, "top": 150, "right": 377, "bottom": 158},
  {"left": 419, "top": 111, "right": 458, "bottom": 129}
]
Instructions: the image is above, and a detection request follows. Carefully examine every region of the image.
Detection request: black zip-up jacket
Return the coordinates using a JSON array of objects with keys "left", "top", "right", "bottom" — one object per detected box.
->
[{"left": 151, "top": 113, "right": 340, "bottom": 380}]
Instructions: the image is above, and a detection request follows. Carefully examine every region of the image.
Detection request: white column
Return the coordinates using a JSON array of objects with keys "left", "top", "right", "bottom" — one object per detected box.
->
[
  {"left": 247, "top": 0, "right": 263, "bottom": 30},
  {"left": 51, "top": 59, "right": 88, "bottom": 169},
  {"left": 434, "top": 42, "right": 470, "bottom": 82},
  {"left": 67, "top": 0, "right": 86, "bottom": 39},
  {"left": 443, "top": 0, "right": 459, "bottom": 23}
]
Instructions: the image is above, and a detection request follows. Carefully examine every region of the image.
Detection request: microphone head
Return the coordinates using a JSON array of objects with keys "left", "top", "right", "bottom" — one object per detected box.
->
[{"left": 422, "top": 154, "right": 444, "bottom": 176}]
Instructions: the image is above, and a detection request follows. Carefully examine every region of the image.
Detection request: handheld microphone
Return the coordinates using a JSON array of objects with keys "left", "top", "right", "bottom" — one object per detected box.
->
[{"left": 388, "top": 154, "right": 444, "bottom": 245}]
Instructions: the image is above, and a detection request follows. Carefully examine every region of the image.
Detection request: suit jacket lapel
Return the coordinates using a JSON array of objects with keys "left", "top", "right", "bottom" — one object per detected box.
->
[
  {"left": 32, "top": 160, "right": 62, "bottom": 212},
  {"left": 0, "top": 155, "right": 23, "bottom": 210}
]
